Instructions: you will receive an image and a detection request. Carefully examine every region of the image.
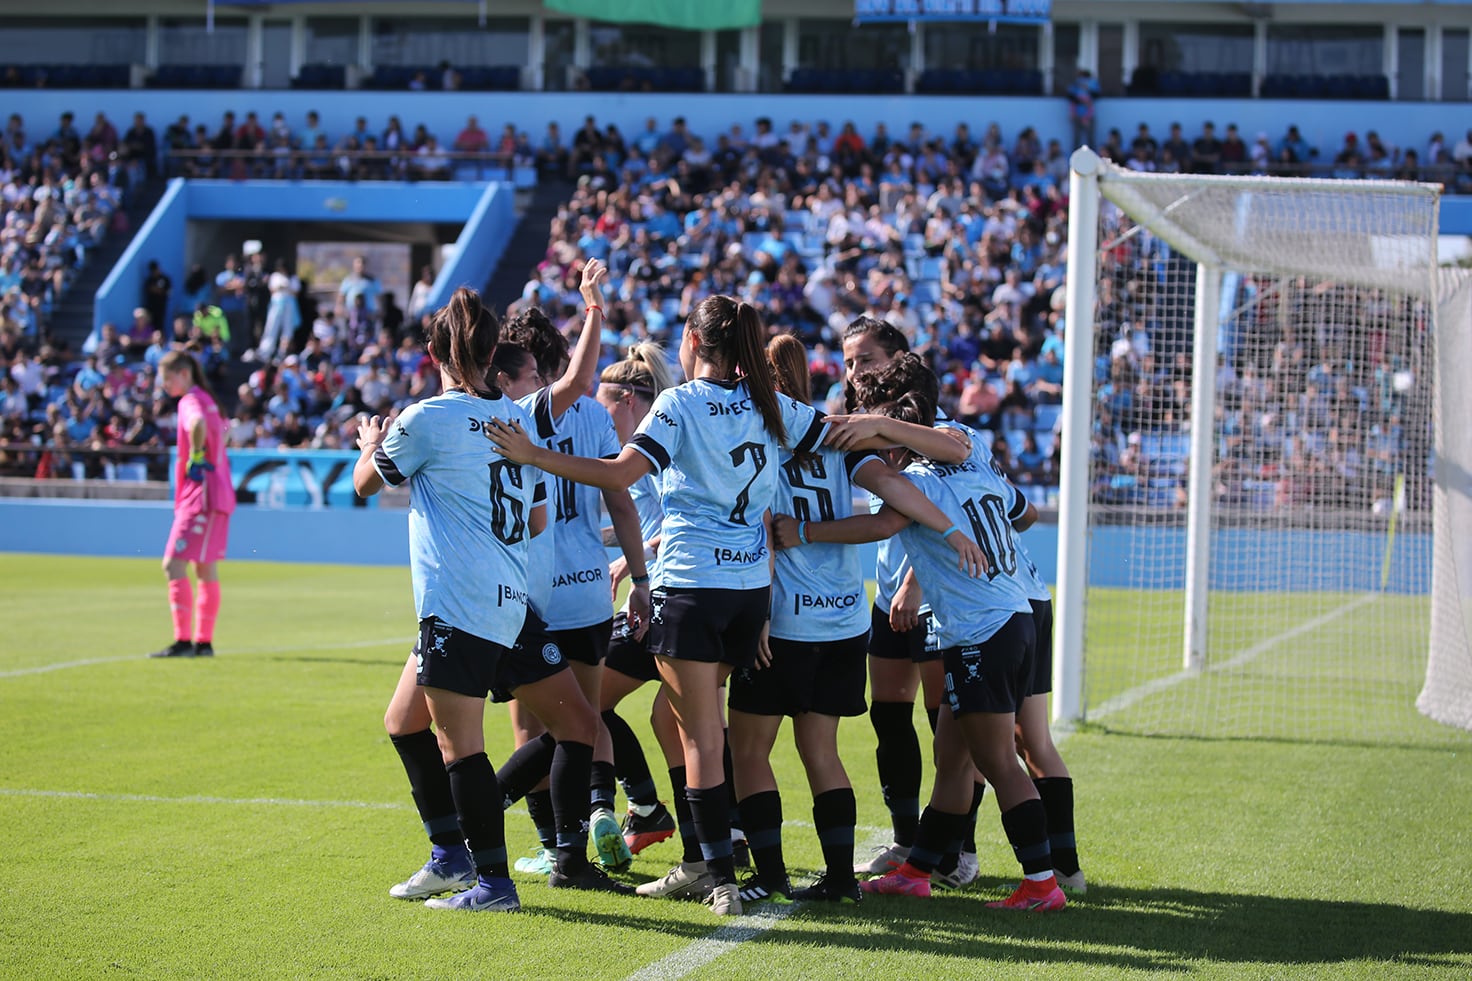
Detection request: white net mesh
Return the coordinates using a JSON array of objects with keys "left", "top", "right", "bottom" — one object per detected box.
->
[
  {"left": 1421, "top": 269, "right": 1472, "bottom": 731},
  {"left": 1074, "top": 161, "right": 1460, "bottom": 742}
]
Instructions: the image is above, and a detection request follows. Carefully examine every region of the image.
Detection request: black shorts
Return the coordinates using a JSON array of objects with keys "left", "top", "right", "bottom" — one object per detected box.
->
[
  {"left": 550, "top": 617, "right": 613, "bottom": 666},
  {"left": 728, "top": 631, "right": 869, "bottom": 718},
  {"left": 604, "top": 611, "right": 658, "bottom": 682},
  {"left": 867, "top": 604, "right": 941, "bottom": 663},
  {"left": 648, "top": 586, "right": 769, "bottom": 669},
  {"left": 1029, "top": 598, "right": 1053, "bottom": 696},
  {"left": 414, "top": 616, "right": 511, "bottom": 700},
  {"left": 489, "top": 609, "right": 571, "bottom": 704},
  {"left": 941, "top": 611, "right": 1036, "bottom": 717}
]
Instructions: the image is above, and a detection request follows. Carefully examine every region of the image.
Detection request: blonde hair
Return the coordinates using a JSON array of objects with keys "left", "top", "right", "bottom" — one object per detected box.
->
[{"left": 599, "top": 341, "right": 675, "bottom": 403}]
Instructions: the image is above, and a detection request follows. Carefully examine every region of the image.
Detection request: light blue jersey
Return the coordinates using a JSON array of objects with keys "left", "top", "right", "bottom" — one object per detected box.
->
[
  {"left": 374, "top": 390, "right": 545, "bottom": 647},
  {"left": 541, "top": 394, "right": 621, "bottom": 630},
  {"left": 631, "top": 378, "right": 826, "bottom": 590},
  {"left": 771, "top": 446, "right": 879, "bottom": 642},
  {"left": 517, "top": 388, "right": 557, "bottom": 617},
  {"left": 630, "top": 471, "right": 664, "bottom": 543},
  {"left": 894, "top": 435, "right": 1033, "bottom": 649}
]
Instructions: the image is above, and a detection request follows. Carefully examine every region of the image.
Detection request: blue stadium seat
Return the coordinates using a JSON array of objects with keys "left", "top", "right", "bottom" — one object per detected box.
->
[{"left": 1033, "top": 403, "right": 1062, "bottom": 432}]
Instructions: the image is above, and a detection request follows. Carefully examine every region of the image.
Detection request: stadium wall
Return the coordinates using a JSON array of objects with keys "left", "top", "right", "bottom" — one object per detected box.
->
[
  {"left": 0, "top": 499, "right": 1431, "bottom": 594},
  {"left": 93, "top": 179, "right": 515, "bottom": 338}
]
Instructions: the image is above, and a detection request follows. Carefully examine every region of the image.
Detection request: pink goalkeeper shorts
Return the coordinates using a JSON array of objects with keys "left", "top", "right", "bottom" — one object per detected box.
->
[{"left": 165, "top": 510, "right": 231, "bottom": 564}]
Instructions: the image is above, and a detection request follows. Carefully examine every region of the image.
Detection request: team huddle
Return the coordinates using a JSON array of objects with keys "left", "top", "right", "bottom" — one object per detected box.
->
[{"left": 154, "top": 258, "right": 1083, "bottom": 916}]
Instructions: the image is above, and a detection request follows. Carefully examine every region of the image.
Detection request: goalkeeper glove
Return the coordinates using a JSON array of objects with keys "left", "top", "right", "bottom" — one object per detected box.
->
[{"left": 186, "top": 451, "right": 214, "bottom": 483}]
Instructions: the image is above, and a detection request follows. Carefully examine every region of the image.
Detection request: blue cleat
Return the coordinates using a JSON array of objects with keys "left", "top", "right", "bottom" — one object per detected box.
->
[{"left": 424, "top": 877, "right": 521, "bottom": 912}]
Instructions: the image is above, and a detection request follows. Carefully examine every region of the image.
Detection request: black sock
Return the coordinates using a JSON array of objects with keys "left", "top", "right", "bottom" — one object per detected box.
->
[
  {"left": 869, "top": 701, "right": 921, "bottom": 847},
  {"left": 965, "top": 781, "right": 985, "bottom": 854},
  {"left": 446, "top": 753, "right": 508, "bottom": 879},
  {"left": 737, "top": 790, "right": 785, "bottom": 883},
  {"left": 669, "top": 766, "right": 702, "bottom": 864},
  {"left": 1000, "top": 798, "right": 1053, "bottom": 878},
  {"left": 687, "top": 782, "right": 735, "bottom": 886},
  {"left": 907, "top": 806, "right": 965, "bottom": 874},
  {"left": 549, "top": 740, "right": 594, "bottom": 871},
  {"left": 722, "top": 730, "right": 741, "bottom": 830},
  {"left": 590, "top": 759, "right": 618, "bottom": 813},
  {"left": 604, "top": 709, "right": 659, "bottom": 807},
  {"left": 525, "top": 788, "right": 556, "bottom": 851},
  {"left": 925, "top": 706, "right": 939, "bottom": 734},
  {"left": 1035, "top": 777, "right": 1078, "bottom": 875},
  {"left": 811, "top": 788, "right": 857, "bottom": 884},
  {"left": 390, "top": 730, "right": 461, "bottom": 849},
  {"left": 495, "top": 732, "right": 556, "bottom": 807}
]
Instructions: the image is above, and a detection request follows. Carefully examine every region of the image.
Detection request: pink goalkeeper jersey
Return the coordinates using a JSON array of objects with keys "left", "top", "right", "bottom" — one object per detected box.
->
[{"left": 174, "top": 387, "right": 235, "bottom": 514}]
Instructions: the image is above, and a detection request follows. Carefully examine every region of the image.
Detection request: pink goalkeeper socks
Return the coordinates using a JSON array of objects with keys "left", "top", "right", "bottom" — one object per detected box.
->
[
  {"left": 168, "top": 578, "right": 193, "bottom": 642},
  {"left": 195, "top": 580, "right": 221, "bottom": 644}
]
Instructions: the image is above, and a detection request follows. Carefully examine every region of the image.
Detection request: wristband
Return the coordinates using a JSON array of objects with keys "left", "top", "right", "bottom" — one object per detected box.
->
[
  {"left": 586, "top": 304, "right": 603, "bottom": 314},
  {"left": 189, "top": 450, "right": 206, "bottom": 466},
  {"left": 630, "top": 574, "right": 650, "bottom": 585},
  {"left": 797, "top": 520, "right": 809, "bottom": 545},
  {"left": 941, "top": 524, "right": 959, "bottom": 538}
]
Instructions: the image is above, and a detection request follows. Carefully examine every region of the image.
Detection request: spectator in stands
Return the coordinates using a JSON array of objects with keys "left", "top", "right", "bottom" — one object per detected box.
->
[
  {"left": 454, "top": 115, "right": 490, "bottom": 155},
  {"left": 1190, "top": 122, "right": 1222, "bottom": 174},
  {"left": 1332, "top": 132, "right": 1363, "bottom": 179},
  {"left": 413, "top": 135, "right": 451, "bottom": 181},
  {"left": 142, "top": 259, "right": 171, "bottom": 339},
  {"left": 1066, "top": 68, "right": 1099, "bottom": 149}
]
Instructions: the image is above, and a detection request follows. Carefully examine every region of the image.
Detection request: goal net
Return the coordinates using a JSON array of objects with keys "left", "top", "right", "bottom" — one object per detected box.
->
[{"left": 1055, "top": 153, "right": 1471, "bottom": 742}]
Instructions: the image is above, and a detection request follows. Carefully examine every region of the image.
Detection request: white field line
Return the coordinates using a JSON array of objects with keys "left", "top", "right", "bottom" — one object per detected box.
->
[
  {"left": 0, "top": 636, "right": 412, "bottom": 679},
  {"left": 1086, "top": 592, "right": 1378, "bottom": 722},
  {"left": 625, "top": 905, "right": 800, "bottom": 981}
]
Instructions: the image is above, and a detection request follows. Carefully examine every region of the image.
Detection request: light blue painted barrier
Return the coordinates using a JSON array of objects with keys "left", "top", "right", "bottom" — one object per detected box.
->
[{"left": 0, "top": 498, "right": 1431, "bottom": 594}]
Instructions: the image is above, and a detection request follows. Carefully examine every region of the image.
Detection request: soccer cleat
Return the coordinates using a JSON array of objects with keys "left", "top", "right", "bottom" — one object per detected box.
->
[
  {"left": 986, "top": 877, "right": 1067, "bottom": 911},
  {"left": 424, "top": 877, "right": 521, "bottom": 912},
  {"left": 591, "top": 808, "right": 634, "bottom": 871},
  {"left": 859, "top": 862, "right": 932, "bottom": 898},
  {"left": 853, "top": 841, "right": 910, "bottom": 876},
  {"left": 549, "top": 862, "right": 637, "bottom": 895},
  {"left": 149, "top": 640, "right": 195, "bottom": 659},
  {"left": 1054, "top": 868, "right": 1087, "bottom": 894},
  {"left": 621, "top": 804, "right": 677, "bottom": 855},
  {"left": 704, "top": 881, "right": 742, "bottom": 916},
  {"left": 635, "top": 861, "right": 715, "bottom": 900},
  {"left": 389, "top": 854, "right": 476, "bottom": 900},
  {"left": 792, "top": 872, "right": 862, "bottom": 904},
  {"left": 513, "top": 848, "right": 556, "bottom": 876},
  {"left": 933, "top": 850, "right": 980, "bottom": 890},
  {"left": 736, "top": 872, "right": 791, "bottom": 904},
  {"left": 192, "top": 642, "right": 215, "bottom": 658}
]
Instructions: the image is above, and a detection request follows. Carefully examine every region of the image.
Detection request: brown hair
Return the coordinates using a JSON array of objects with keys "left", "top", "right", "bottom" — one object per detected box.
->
[
  {"left": 766, "top": 334, "right": 811, "bottom": 405},
  {"left": 850, "top": 352, "right": 939, "bottom": 413},
  {"left": 600, "top": 341, "right": 674, "bottom": 403},
  {"left": 872, "top": 390, "right": 936, "bottom": 429},
  {"left": 158, "top": 350, "right": 214, "bottom": 400},
  {"left": 688, "top": 295, "right": 785, "bottom": 445},
  {"left": 425, "top": 287, "right": 499, "bottom": 396},
  {"left": 501, "top": 306, "right": 568, "bottom": 380}
]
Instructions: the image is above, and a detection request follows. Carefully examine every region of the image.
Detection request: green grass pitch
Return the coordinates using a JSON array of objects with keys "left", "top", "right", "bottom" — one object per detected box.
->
[{"left": 1, "top": 554, "right": 1469, "bottom": 979}]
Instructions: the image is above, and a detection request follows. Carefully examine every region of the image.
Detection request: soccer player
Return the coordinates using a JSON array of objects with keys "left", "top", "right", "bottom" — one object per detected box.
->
[
  {"left": 354, "top": 287, "right": 546, "bottom": 913},
  {"left": 493, "top": 276, "right": 652, "bottom": 875},
  {"left": 483, "top": 296, "right": 827, "bottom": 916},
  {"left": 148, "top": 350, "right": 234, "bottom": 659},
  {"left": 728, "top": 336, "right": 986, "bottom": 906},
  {"left": 791, "top": 389, "right": 1067, "bottom": 912},
  {"left": 594, "top": 344, "right": 683, "bottom": 855}
]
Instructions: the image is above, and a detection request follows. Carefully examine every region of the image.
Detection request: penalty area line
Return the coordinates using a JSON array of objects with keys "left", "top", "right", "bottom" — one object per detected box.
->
[{"left": 0, "top": 636, "right": 412, "bottom": 679}]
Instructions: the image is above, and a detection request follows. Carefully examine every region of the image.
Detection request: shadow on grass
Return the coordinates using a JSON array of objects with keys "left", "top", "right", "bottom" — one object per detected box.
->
[{"left": 530, "top": 882, "right": 1472, "bottom": 972}]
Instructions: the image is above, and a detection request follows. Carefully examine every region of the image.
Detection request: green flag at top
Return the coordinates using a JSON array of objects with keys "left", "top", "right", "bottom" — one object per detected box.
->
[{"left": 545, "top": 0, "right": 760, "bottom": 30}]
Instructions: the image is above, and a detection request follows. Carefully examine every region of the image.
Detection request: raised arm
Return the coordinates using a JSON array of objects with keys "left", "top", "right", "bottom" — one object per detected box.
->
[
  {"left": 485, "top": 417, "right": 652, "bottom": 493},
  {"left": 547, "top": 258, "right": 607, "bottom": 419}
]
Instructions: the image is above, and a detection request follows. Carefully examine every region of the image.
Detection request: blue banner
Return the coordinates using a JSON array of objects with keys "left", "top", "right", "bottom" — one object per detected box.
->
[
  {"left": 855, "top": 0, "right": 1052, "bottom": 24},
  {"left": 173, "top": 448, "right": 373, "bottom": 509}
]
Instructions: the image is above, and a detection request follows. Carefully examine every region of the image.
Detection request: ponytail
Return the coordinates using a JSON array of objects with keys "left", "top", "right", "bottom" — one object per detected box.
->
[
  {"left": 766, "top": 334, "right": 811, "bottom": 405},
  {"left": 427, "top": 287, "right": 499, "bottom": 396},
  {"left": 732, "top": 301, "right": 786, "bottom": 446},
  {"left": 600, "top": 340, "right": 675, "bottom": 403},
  {"left": 159, "top": 350, "right": 214, "bottom": 400}
]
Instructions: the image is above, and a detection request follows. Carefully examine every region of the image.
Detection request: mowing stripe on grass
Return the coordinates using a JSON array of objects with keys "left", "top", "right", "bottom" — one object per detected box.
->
[
  {"left": 1088, "top": 592, "right": 1377, "bottom": 721},
  {"left": 0, "top": 787, "right": 413, "bottom": 810},
  {"left": 0, "top": 636, "right": 412, "bottom": 679},
  {"left": 624, "top": 905, "right": 799, "bottom": 981}
]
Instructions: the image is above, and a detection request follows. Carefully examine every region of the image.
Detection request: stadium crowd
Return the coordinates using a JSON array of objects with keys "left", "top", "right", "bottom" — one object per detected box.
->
[{"left": 0, "top": 104, "right": 1438, "bottom": 511}]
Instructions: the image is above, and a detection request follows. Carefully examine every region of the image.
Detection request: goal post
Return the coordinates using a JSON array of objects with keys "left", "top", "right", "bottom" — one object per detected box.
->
[{"left": 1056, "top": 148, "right": 1469, "bottom": 739}]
